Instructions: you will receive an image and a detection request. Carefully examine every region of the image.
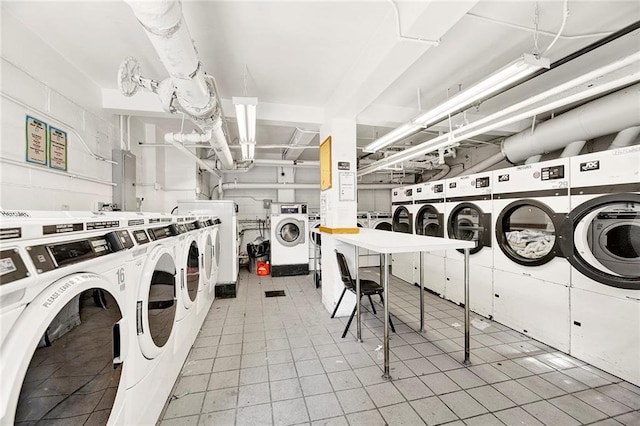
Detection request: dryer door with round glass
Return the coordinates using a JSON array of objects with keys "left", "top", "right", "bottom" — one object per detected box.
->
[
  {"left": 277, "top": 219, "right": 305, "bottom": 247},
  {"left": 415, "top": 205, "right": 444, "bottom": 237},
  {"left": 447, "top": 203, "right": 491, "bottom": 255},
  {"left": 496, "top": 201, "right": 563, "bottom": 267},
  {"left": 568, "top": 197, "right": 640, "bottom": 289},
  {"left": 392, "top": 206, "right": 412, "bottom": 233}
]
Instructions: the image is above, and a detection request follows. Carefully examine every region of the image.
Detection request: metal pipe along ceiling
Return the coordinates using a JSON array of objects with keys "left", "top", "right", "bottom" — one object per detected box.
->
[
  {"left": 221, "top": 183, "right": 399, "bottom": 190},
  {"left": 502, "top": 84, "right": 640, "bottom": 163},
  {"left": 126, "top": 0, "right": 235, "bottom": 169}
]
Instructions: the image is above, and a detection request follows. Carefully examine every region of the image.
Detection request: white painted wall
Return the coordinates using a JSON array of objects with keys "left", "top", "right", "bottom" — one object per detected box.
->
[{"left": 0, "top": 12, "right": 115, "bottom": 211}]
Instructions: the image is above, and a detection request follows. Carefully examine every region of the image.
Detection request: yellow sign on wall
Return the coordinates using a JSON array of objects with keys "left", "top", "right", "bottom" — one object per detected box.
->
[{"left": 320, "top": 136, "right": 332, "bottom": 190}]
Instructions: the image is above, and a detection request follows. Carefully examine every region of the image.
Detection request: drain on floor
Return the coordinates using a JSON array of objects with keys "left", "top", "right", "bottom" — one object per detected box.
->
[{"left": 265, "top": 290, "right": 286, "bottom": 297}]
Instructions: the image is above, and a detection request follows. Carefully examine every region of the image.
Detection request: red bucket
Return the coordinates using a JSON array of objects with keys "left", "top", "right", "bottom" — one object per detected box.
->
[{"left": 257, "top": 261, "right": 270, "bottom": 276}]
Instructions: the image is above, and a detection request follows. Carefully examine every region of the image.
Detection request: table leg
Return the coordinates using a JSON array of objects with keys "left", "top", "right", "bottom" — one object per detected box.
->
[
  {"left": 464, "top": 247, "right": 471, "bottom": 365},
  {"left": 383, "top": 253, "right": 391, "bottom": 380},
  {"left": 355, "top": 246, "right": 362, "bottom": 342},
  {"left": 419, "top": 251, "right": 424, "bottom": 333}
]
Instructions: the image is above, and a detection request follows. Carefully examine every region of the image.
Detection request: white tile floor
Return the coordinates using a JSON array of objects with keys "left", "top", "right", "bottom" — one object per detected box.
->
[{"left": 158, "top": 269, "right": 640, "bottom": 425}]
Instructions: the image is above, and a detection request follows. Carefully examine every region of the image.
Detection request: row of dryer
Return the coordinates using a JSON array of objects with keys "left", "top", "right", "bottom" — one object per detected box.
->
[
  {"left": 308, "top": 211, "right": 393, "bottom": 270},
  {"left": 0, "top": 210, "right": 221, "bottom": 424},
  {"left": 391, "top": 146, "right": 640, "bottom": 385}
]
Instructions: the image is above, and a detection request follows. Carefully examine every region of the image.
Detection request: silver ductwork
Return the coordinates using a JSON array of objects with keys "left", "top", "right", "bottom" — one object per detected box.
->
[
  {"left": 458, "top": 152, "right": 505, "bottom": 176},
  {"left": 609, "top": 126, "right": 640, "bottom": 150},
  {"left": 560, "top": 140, "right": 586, "bottom": 157},
  {"left": 524, "top": 155, "right": 542, "bottom": 164},
  {"left": 221, "top": 182, "right": 398, "bottom": 190},
  {"left": 124, "top": 0, "right": 235, "bottom": 169},
  {"left": 502, "top": 84, "right": 640, "bottom": 163}
]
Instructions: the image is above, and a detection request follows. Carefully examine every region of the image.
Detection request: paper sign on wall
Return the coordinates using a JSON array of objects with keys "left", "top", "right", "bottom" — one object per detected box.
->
[
  {"left": 339, "top": 172, "right": 355, "bottom": 201},
  {"left": 26, "top": 116, "right": 47, "bottom": 165},
  {"left": 49, "top": 126, "right": 68, "bottom": 171}
]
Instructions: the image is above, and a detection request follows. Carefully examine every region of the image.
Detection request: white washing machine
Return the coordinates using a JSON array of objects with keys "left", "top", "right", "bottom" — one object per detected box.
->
[
  {"left": 356, "top": 211, "right": 370, "bottom": 266},
  {"left": 391, "top": 185, "right": 416, "bottom": 284},
  {"left": 364, "top": 212, "right": 392, "bottom": 267},
  {"left": 123, "top": 215, "right": 185, "bottom": 423},
  {"left": 177, "top": 200, "right": 239, "bottom": 297},
  {"left": 172, "top": 216, "right": 207, "bottom": 342},
  {"left": 270, "top": 203, "right": 309, "bottom": 277},
  {"left": 414, "top": 180, "right": 447, "bottom": 296},
  {"left": 308, "top": 213, "right": 321, "bottom": 271},
  {"left": 444, "top": 172, "right": 494, "bottom": 318},
  {"left": 563, "top": 146, "right": 640, "bottom": 385},
  {"left": 0, "top": 211, "right": 134, "bottom": 425},
  {"left": 492, "top": 159, "right": 571, "bottom": 351}
]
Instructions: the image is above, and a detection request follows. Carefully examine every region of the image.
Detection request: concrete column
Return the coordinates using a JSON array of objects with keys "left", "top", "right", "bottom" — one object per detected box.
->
[{"left": 320, "top": 118, "right": 359, "bottom": 316}]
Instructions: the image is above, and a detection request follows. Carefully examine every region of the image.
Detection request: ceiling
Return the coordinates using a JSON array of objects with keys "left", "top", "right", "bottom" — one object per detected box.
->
[{"left": 2, "top": 0, "right": 639, "bottom": 166}]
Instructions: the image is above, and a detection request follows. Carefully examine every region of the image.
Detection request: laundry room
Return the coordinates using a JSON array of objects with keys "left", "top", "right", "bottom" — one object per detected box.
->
[{"left": 1, "top": 1, "right": 639, "bottom": 425}]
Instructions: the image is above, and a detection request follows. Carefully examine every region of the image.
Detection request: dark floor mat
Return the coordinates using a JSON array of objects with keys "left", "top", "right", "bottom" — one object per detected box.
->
[{"left": 265, "top": 290, "right": 286, "bottom": 297}]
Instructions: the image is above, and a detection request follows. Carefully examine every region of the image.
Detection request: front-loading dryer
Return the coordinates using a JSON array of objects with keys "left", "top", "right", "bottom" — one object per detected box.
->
[
  {"left": 308, "top": 213, "right": 321, "bottom": 271},
  {"left": 0, "top": 210, "right": 134, "bottom": 425},
  {"left": 363, "top": 212, "right": 392, "bottom": 267},
  {"left": 413, "top": 180, "right": 447, "bottom": 296},
  {"left": 270, "top": 203, "right": 310, "bottom": 277},
  {"left": 391, "top": 185, "right": 417, "bottom": 284},
  {"left": 123, "top": 216, "right": 185, "bottom": 423},
  {"left": 492, "top": 158, "right": 571, "bottom": 351},
  {"left": 562, "top": 146, "right": 640, "bottom": 385},
  {"left": 444, "top": 172, "right": 493, "bottom": 318}
]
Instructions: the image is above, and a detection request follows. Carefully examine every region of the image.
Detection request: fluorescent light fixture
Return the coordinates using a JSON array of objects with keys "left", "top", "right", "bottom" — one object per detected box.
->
[
  {"left": 233, "top": 96, "right": 258, "bottom": 160},
  {"left": 363, "top": 53, "right": 549, "bottom": 153},
  {"left": 363, "top": 122, "right": 423, "bottom": 153}
]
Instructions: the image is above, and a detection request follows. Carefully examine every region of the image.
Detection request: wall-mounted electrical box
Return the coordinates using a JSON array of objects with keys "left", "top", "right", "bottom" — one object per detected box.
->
[{"left": 112, "top": 150, "right": 137, "bottom": 211}]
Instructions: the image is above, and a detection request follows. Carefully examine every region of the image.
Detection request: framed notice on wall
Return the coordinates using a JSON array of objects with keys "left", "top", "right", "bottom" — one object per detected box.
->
[
  {"left": 25, "top": 116, "right": 47, "bottom": 165},
  {"left": 49, "top": 126, "right": 68, "bottom": 171},
  {"left": 320, "top": 136, "right": 332, "bottom": 190}
]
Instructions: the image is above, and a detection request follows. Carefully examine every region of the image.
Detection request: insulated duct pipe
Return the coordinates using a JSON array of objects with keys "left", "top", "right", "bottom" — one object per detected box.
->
[
  {"left": 609, "top": 126, "right": 640, "bottom": 149},
  {"left": 458, "top": 152, "right": 506, "bottom": 177},
  {"left": 502, "top": 84, "right": 640, "bottom": 163},
  {"left": 525, "top": 155, "right": 542, "bottom": 164},
  {"left": 125, "top": 0, "right": 209, "bottom": 110},
  {"left": 253, "top": 159, "right": 320, "bottom": 168},
  {"left": 560, "top": 140, "right": 586, "bottom": 157},
  {"left": 164, "top": 133, "right": 221, "bottom": 178},
  {"left": 126, "top": 0, "right": 235, "bottom": 169},
  {"left": 221, "top": 183, "right": 399, "bottom": 190}
]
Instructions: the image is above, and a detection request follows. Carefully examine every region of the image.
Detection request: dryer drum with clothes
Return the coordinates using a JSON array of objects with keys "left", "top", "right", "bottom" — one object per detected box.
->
[
  {"left": 492, "top": 158, "right": 572, "bottom": 352},
  {"left": 561, "top": 147, "right": 640, "bottom": 386}
]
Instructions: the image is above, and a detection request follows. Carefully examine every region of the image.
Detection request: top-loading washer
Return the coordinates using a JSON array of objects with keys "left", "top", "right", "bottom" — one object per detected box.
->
[
  {"left": 492, "top": 158, "right": 571, "bottom": 351},
  {"left": 270, "top": 203, "right": 309, "bottom": 277},
  {"left": 444, "top": 172, "right": 493, "bottom": 318},
  {"left": 562, "top": 146, "right": 640, "bottom": 385},
  {"left": 0, "top": 210, "right": 134, "bottom": 425},
  {"left": 391, "top": 185, "right": 417, "bottom": 284},
  {"left": 177, "top": 200, "right": 239, "bottom": 297},
  {"left": 413, "top": 179, "right": 447, "bottom": 296}
]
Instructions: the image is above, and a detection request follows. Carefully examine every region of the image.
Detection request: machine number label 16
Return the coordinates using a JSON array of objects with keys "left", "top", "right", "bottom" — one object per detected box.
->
[{"left": 117, "top": 267, "right": 125, "bottom": 290}]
